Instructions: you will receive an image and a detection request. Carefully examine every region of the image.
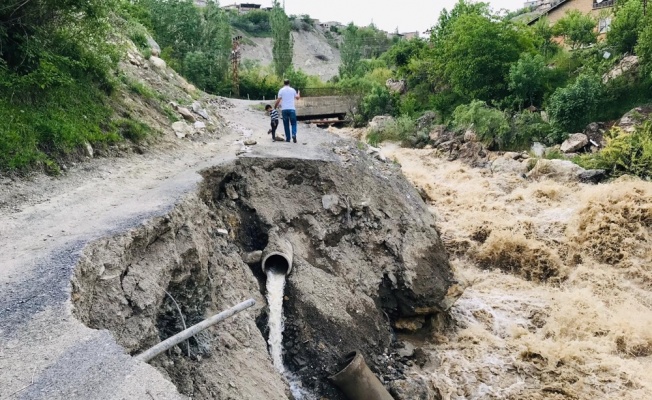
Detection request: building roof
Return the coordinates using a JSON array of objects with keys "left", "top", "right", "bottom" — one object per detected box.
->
[{"left": 526, "top": 0, "right": 570, "bottom": 25}]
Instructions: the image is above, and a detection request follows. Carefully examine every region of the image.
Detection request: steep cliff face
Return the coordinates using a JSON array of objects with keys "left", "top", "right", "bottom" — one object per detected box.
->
[
  {"left": 240, "top": 30, "right": 341, "bottom": 81},
  {"left": 71, "top": 152, "right": 460, "bottom": 399}
]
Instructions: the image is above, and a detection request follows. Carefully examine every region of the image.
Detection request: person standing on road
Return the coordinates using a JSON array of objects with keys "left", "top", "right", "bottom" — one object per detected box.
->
[
  {"left": 274, "top": 79, "right": 300, "bottom": 143},
  {"left": 265, "top": 104, "right": 279, "bottom": 141}
]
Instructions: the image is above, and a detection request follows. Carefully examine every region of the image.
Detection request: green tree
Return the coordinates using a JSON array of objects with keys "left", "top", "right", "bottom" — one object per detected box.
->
[
  {"left": 339, "top": 24, "right": 362, "bottom": 77},
  {"left": 437, "top": 14, "right": 531, "bottom": 100},
  {"left": 0, "top": 0, "right": 117, "bottom": 85},
  {"left": 431, "top": 0, "right": 490, "bottom": 45},
  {"left": 609, "top": 0, "right": 645, "bottom": 54},
  {"left": 508, "top": 53, "right": 548, "bottom": 108},
  {"left": 547, "top": 74, "right": 603, "bottom": 133},
  {"left": 553, "top": 10, "right": 597, "bottom": 50},
  {"left": 637, "top": 18, "right": 652, "bottom": 78},
  {"left": 201, "top": 2, "right": 232, "bottom": 84},
  {"left": 532, "top": 17, "right": 559, "bottom": 59},
  {"left": 270, "top": 0, "right": 293, "bottom": 77}
]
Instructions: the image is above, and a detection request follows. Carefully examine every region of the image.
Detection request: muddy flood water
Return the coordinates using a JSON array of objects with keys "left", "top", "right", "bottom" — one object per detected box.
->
[{"left": 380, "top": 144, "right": 652, "bottom": 400}]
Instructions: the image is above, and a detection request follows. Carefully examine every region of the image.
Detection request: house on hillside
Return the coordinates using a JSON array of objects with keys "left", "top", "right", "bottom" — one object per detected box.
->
[
  {"left": 527, "top": 0, "right": 615, "bottom": 26},
  {"left": 221, "top": 3, "right": 263, "bottom": 14},
  {"left": 319, "top": 21, "right": 344, "bottom": 30},
  {"left": 401, "top": 31, "right": 420, "bottom": 40}
]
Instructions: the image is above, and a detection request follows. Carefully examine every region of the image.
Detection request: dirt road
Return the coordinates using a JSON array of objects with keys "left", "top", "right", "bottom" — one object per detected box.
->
[{"left": 0, "top": 98, "right": 335, "bottom": 399}]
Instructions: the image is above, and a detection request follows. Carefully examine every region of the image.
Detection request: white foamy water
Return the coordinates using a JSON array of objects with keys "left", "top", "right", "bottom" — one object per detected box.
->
[{"left": 266, "top": 270, "right": 287, "bottom": 373}]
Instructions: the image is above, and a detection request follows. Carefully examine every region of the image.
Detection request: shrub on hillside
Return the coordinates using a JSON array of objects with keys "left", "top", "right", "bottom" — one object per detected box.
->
[
  {"left": 576, "top": 122, "right": 652, "bottom": 178},
  {"left": 547, "top": 74, "right": 603, "bottom": 134},
  {"left": 452, "top": 101, "right": 512, "bottom": 149},
  {"left": 366, "top": 115, "right": 417, "bottom": 147},
  {"left": 511, "top": 110, "right": 554, "bottom": 145}
]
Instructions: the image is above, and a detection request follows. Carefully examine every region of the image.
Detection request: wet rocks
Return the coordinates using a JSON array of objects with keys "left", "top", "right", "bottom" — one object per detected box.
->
[
  {"left": 491, "top": 155, "right": 528, "bottom": 175},
  {"left": 527, "top": 159, "right": 586, "bottom": 182},
  {"left": 560, "top": 133, "right": 588, "bottom": 153},
  {"left": 578, "top": 169, "right": 607, "bottom": 184}
]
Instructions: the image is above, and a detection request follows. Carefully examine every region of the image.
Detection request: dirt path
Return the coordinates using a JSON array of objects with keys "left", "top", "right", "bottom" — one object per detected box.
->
[{"left": 0, "top": 98, "right": 336, "bottom": 399}]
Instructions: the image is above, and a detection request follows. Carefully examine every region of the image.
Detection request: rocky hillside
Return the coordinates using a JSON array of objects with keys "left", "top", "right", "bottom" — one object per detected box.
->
[{"left": 240, "top": 29, "right": 341, "bottom": 81}]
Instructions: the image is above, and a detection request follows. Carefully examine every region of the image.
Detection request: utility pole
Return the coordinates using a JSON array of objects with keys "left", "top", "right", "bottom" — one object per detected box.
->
[
  {"left": 231, "top": 35, "right": 242, "bottom": 98},
  {"left": 644, "top": 0, "right": 647, "bottom": 16}
]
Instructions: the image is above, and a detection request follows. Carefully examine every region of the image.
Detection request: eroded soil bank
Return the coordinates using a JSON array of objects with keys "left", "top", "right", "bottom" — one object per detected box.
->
[{"left": 71, "top": 153, "right": 461, "bottom": 399}]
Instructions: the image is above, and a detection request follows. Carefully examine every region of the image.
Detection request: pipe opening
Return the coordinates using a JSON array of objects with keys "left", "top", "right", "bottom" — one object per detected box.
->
[
  {"left": 331, "top": 351, "right": 359, "bottom": 378},
  {"left": 262, "top": 253, "right": 291, "bottom": 275}
]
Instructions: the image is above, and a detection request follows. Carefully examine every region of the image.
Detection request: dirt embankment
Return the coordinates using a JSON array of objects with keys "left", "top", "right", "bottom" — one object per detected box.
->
[{"left": 68, "top": 149, "right": 460, "bottom": 399}]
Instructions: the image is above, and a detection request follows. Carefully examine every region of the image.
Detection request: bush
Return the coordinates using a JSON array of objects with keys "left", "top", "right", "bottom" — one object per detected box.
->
[
  {"left": 637, "top": 17, "right": 652, "bottom": 79},
  {"left": 576, "top": 122, "right": 652, "bottom": 178},
  {"left": 452, "top": 101, "right": 511, "bottom": 149},
  {"left": 511, "top": 110, "right": 554, "bottom": 145},
  {"left": 608, "top": 0, "right": 645, "bottom": 54},
  {"left": 112, "top": 118, "right": 154, "bottom": 143},
  {"left": 366, "top": 115, "right": 416, "bottom": 147},
  {"left": 508, "top": 53, "right": 548, "bottom": 109},
  {"left": 547, "top": 74, "right": 603, "bottom": 134},
  {"left": 359, "top": 86, "right": 395, "bottom": 122}
]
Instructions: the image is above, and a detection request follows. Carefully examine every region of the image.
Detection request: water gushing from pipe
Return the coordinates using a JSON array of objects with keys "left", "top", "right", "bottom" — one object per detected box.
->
[{"left": 266, "top": 269, "right": 287, "bottom": 373}]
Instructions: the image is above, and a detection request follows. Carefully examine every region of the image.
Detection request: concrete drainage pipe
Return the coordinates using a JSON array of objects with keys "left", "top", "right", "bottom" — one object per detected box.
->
[
  {"left": 329, "top": 351, "right": 394, "bottom": 400},
  {"left": 261, "top": 228, "right": 293, "bottom": 275}
]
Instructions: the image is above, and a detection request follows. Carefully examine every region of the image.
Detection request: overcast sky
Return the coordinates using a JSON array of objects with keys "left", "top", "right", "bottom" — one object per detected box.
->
[{"left": 262, "top": 0, "right": 525, "bottom": 34}]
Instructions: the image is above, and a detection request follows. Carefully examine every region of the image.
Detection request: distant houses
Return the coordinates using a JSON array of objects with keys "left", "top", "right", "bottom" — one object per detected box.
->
[
  {"left": 221, "top": 2, "right": 263, "bottom": 13},
  {"left": 527, "top": 0, "right": 616, "bottom": 26}
]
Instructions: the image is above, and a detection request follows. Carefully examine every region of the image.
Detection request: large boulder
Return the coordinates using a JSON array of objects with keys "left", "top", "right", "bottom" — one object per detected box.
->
[
  {"left": 560, "top": 133, "right": 588, "bottom": 153},
  {"left": 428, "top": 125, "right": 448, "bottom": 142},
  {"left": 149, "top": 56, "right": 167, "bottom": 70},
  {"left": 192, "top": 101, "right": 210, "bottom": 120},
  {"left": 602, "top": 55, "right": 639, "bottom": 84},
  {"left": 527, "top": 159, "right": 585, "bottom": 182},
  {"left": 616, "top": 106, "right": 652, "bottom": 133},
  {"left": 578, "top": 169, "right": 607, "bottom": 184},
  {"left": 368, "top": 115, "right": 394, "bottom": 131},
  {"left": 147, "top": 36, "right": 161, "bottom": 57},
  {"left": 491, "top": 156, "right": 528, "bottom": 175}
]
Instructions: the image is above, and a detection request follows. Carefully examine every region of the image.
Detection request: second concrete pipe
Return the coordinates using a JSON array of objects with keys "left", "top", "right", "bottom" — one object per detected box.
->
[{"left": 329, "top": 351, "right": 394, "bottom": 400}]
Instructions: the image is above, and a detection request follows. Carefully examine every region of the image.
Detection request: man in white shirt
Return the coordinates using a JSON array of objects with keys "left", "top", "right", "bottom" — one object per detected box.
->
[{"left": 274, "top": 79, "right": 300, "bottom": 143}]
